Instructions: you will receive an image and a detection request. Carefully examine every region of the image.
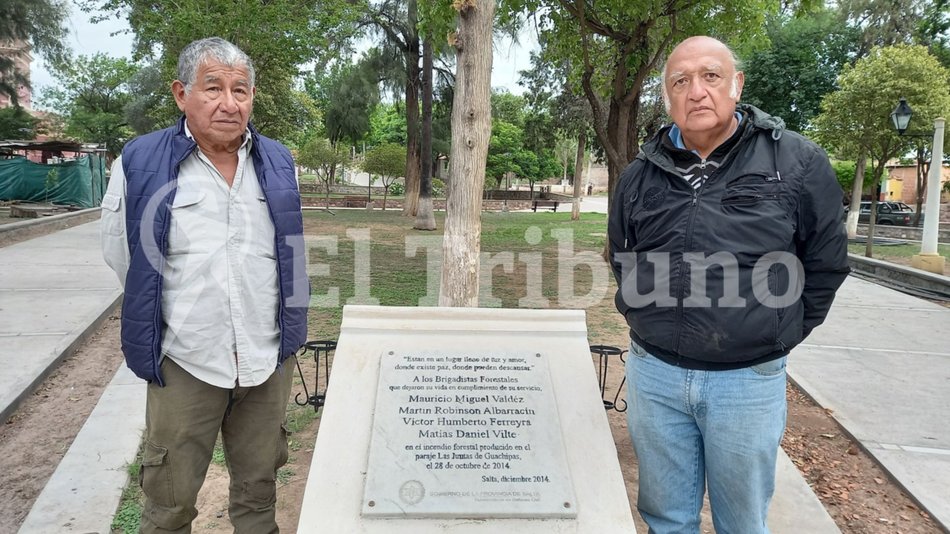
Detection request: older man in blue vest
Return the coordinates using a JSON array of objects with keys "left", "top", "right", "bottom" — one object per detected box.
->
[{"left": 101, "top": 37, "right": 309, "bottom": 533}]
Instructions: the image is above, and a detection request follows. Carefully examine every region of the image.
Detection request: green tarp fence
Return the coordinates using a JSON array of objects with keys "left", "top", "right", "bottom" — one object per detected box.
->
[{"left": 0, "top": 155, "right": 106, "bottom": 208}]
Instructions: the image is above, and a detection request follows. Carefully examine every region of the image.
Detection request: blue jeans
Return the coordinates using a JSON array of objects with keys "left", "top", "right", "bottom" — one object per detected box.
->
[{"left": 625, "top": 342, "right": 787, "bottom": 534}]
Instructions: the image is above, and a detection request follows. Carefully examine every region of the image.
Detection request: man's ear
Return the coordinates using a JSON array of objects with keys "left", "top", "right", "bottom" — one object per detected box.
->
[
  {"left": 172, "top": 80, "right": 188, "bottom": 112},
  {"left": 732, "top": 71, "right": 745, "bottom": 101}
]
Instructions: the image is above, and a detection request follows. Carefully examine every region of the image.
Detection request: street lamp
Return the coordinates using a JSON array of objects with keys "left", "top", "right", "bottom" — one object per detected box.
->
[
  {"left": 890, "top": 98, "right": 946, "bottom": 274},
  {"left": 891, "top": 97, "right": 913, "bottom": 135}
]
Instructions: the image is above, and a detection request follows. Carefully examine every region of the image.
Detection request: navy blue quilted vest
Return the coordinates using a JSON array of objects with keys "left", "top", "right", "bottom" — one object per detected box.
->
[{"left": 120, "top": 118, "right": 309, "bottom": 385}]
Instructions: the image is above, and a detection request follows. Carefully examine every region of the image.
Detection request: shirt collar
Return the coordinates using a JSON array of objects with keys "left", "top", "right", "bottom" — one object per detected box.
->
[{"left": 668, "top": 111, "right": 744, "bottom": 154}]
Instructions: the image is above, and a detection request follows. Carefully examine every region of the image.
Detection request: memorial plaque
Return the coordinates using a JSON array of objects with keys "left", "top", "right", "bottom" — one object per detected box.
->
[{"left": 361, "top": 349, "right": 577, "bottom": 518}]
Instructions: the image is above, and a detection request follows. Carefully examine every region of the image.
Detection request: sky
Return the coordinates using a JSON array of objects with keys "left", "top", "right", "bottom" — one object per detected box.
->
[{"left": 30, "top": 4, "right": 538, "bottom": 110}]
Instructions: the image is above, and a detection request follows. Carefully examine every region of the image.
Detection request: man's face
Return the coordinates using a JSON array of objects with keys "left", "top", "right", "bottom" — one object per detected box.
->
[
  {"left": 172, "top": 60, "right": 254, "bottom": 148},
  {"left": 664, "top": 39, "right": 743, "bottom": 140}
]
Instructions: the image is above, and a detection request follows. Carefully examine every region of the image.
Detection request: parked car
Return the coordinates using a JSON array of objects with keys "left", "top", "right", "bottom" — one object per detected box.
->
[{"left": 844, "top": 201, "right": 923, "bottom": 226}]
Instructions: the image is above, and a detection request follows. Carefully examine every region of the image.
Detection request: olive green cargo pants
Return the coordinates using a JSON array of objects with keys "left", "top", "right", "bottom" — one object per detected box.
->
[{"left": 139, "top": 356, "right": 295, "bottom": 533}]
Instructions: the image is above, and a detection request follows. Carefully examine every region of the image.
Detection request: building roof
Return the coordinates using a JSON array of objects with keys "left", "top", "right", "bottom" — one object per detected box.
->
[{"left": 0, "top": 140, "right": 106, "bottom": 154}]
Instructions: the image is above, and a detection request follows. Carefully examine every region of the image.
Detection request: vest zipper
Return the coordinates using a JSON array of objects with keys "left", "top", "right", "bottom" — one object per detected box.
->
[{"left": 152, "top": 144, "right": 196, "bottom": 386}]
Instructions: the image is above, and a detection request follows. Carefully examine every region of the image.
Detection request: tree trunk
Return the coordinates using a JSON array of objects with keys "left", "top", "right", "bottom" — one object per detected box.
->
[
  {"left": 846, "top": 151, "right": 867, "bottom": 239},
  {"left": 594, "top": 95, "right": 637, "bottom": 259},
  {"left": 439, "top": 0, "right": 494, "bottom": 307},
  {"left": 865, "top": 163, "right": 886, "bottom": 258},
  {"left": 402, "top": 0, "right": 422, "bottom": 218},
  {"left": 414, "top": 34, "right": 436, "bottom": 231},
  {"left": 915, "top": 144, "right": 928, "bottom": 227},
  {"left": 571, "top": 132, "right": 586, "bottom": 221},
  {"left": 328, "top": 163, "right": 338, "bottom": 211}
]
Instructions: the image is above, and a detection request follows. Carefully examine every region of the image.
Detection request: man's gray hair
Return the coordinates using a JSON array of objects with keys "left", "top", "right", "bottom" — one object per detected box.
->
[{"left": 177, "top": 37, "right": 255, "bottom": 91}]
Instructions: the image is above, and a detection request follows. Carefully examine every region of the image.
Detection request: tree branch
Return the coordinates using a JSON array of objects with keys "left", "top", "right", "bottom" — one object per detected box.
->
[
  {"left": 558, "top": 0, "right": 629, "bottom": 41},
  {"left": 575, "top": 0, "right": 620, "bottom": 166}
]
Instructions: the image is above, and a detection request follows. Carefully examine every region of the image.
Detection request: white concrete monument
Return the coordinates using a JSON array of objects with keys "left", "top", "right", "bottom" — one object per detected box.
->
[{"left": 298, "top": 305, "right": 635, "bottom": 533}]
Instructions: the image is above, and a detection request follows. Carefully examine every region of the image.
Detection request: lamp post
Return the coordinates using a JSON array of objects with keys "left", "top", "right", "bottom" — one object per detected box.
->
[{"left": 891, "top": 98, "right": 946, "bottom": 274}]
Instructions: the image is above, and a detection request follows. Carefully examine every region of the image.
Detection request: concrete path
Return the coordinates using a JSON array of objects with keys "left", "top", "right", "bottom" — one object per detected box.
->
[
  {"left": 577, "top": 195, "right": 608, "bottom": 213},
  {"left": 0, "top": 220, "right": 122, "bottom": 423},
  {"left": 790, "top": 276, "right": 950, "bottom": 530},
  {"left": 516, "top": 195, "right": 609, "bottom": 214},
  {"left": 18, "top": 364, "right": 145, "bottom": 534}
]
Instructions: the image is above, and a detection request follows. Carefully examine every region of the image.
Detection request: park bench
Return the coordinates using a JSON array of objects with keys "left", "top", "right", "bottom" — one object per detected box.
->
[
  {"left": 532, "top": 199, "right": 560, "bottom": 212},
  {"left": 342, "top": 196, "right": 368, "bottom": 208}
]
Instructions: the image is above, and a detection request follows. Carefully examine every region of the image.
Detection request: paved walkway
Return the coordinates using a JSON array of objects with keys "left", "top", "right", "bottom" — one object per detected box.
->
[
  {"left": 0, "top": 220, "right": 122, "bottom": 423},
  {"left": 11, "top": 218, "right": 949, "bottom": 531},
  {"left": 0, "top": 219, "right": 144, "bottom": 534},
  {"left": 789, "top": 275, "right": 950, "bottom": 529}
]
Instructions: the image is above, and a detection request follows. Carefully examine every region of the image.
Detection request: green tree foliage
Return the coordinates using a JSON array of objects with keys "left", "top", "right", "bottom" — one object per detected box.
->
[
  {"left": 0, "top": 0, "right": 70, "bottom": 105},
  {"left": 518, "top": 50, "right": 595, "bottom": 145},
  {"left": 39, "top": 54, "right": 139, "bottom": 158},
  {"left": 486, "top": 120, "right": 524, "bottom": 188},
  {"left": 298, "top": 137, "right": 347, "bottom": 208},
  {"left": 502, "top": 0, "right": 774, "bottom": 209},
  {"left": 838, "top": 0, "right": 930, "bottom": 54},
  {"left": 917, "top": 0, "right": 950, "bottom": 67},
  {"left": 363, "top": 142, "right": 406, "bottom": 209},
  {"left": 283, "top": 90, "right": 323, "bottom": 151},
  {"left": 362, "top": 0, "right": 424, "bottom": 215},
  {"left": 81, "top": 0, "right": 360, "bottom": 141},
  {"left": 497, "top": 84, "right": 560, "bottom": 166},
  {"left": 491, "top": 90, "right": 526, "bottom": 128},
  {"left": 814, "top": 45, "right": 950, "bottom": 172},
  {"left": 485, "top": 119, "right": 561, "bottom": 191},
  {"left": 813, "top": 44, "right": 950, "bottom": 254},
  {"left": 303, "top": 57, "right": 379, "bottom": 187},
  {"left": 122, "top": 63, "right": 163, "bottom": 136},
  {"left": 741, "top": 10, "right": 861, "bottom": 132},
  {"left": 322, "top": 58, "right": 379, "bottom": 149},
  {"left": 831, "top": 160, "right": 857, "bottom": 193},
  {"left": 554, "top": 136, "right": 577, "bottom": 181},
  {"left": 367, "top": 103, "right": 408, "bottom": 146},
  {"left": 0, "top": 106, "right": 40, "bottom": 139}
]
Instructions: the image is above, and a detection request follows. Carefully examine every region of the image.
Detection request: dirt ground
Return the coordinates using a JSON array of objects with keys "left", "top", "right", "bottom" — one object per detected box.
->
[
  {"left": 1, "top": 301, "right": 943, "bottom": 534},
  {"left": 0, "top": 313, "right": 124, "bottom": 531}
]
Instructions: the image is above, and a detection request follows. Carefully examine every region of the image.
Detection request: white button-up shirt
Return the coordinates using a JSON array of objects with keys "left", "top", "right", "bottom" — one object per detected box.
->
[{"left": 100, "top": 124, "right": 281, "bottom": 388}]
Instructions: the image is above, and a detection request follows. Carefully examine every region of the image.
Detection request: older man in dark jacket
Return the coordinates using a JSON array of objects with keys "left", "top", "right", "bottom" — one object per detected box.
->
[{"left": 608, "top": 36, "right": 849, "bottom": 533}]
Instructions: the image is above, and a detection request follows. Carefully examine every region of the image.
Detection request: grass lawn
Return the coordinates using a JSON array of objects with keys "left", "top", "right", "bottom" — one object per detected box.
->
[
  {"left": 301, "top": 209, "right": 626, "bottom": 343},
  {"left": 849, "top": 242, "right": 950, "bottom": 271}
]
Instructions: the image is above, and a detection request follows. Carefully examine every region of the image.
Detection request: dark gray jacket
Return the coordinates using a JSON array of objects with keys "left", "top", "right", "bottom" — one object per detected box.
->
[{"left": 608, "top": 104, "right": 849, "bottom": 370}]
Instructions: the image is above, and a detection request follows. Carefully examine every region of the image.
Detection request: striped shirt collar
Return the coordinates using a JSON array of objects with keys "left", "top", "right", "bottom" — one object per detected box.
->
[{"left": 668, "top": 111, "right": 744, "bottom": 154}]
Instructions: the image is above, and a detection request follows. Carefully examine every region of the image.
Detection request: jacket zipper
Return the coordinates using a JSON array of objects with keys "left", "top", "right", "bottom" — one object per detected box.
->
[
  {"left": 670, "top": 160, "right": 705, "bottom": 356},
  {"left": 250, "top": 141, "right": 289, "bottom": 365},
  {"left": 721, "top": 193, "right": 780, "bottom": 205}
]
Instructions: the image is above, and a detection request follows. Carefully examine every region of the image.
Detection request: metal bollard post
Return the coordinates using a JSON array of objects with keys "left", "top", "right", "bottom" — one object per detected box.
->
[
  {"left": 295, "top": 340, "right": 337, "bottom": 411},
  {"left": 589, "top": 344, "right": 627, "bottom": 412}
]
